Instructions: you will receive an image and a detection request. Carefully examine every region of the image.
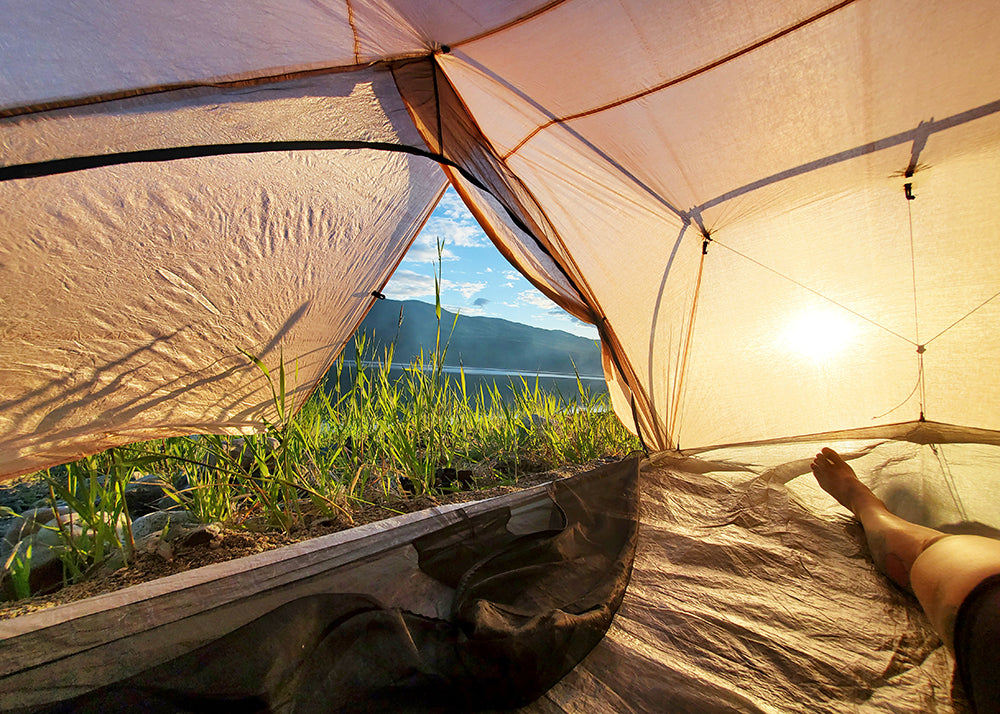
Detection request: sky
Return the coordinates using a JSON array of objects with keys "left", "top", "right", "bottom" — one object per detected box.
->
[{"left": 382, "top": 188, "right": 599, "bottom": 340}]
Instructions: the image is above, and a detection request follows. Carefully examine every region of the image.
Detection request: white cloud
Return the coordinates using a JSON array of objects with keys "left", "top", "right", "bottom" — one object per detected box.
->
[
  {"left": 435, "top": 189, "right": 468, "bottom": 219},
  {"left": 503, "top": 270, "right": 521, "bottom": 281},
  {"left": 385, "top": 270, "right": 485, "bottom": 302},
  {"left": 448, "top": 280, "right": 486, "bottom": 300},
  {"left": 421, "top": 216, "right": 485, "bottom": 248},
  {"left": 383, "top": 270, "right": 436, "bottom": 300},
  {"left": 403, "top": 242, "right": 457, "bottom": 263},
  {"left": 518, "top": 290, "right": 554, "bottom": 309}
]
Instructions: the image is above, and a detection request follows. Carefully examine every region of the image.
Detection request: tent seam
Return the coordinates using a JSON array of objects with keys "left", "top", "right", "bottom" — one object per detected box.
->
[
  {"left": 345, "top": 0, "right": 362, "bottom": 65},
  {"left": 0, "top": 62, "right": 427, "bottom": 120},
  {"left": 501, "top": 0, "right": 858, "bottom": 159},
  {"left": 450, "top": 0, "right": 573, "bottom": 49}
]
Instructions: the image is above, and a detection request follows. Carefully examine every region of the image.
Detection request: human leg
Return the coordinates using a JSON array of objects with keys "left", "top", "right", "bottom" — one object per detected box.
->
[
  {"left": 812, "top": 447, "right": 1000, "bottom": 711},
  {"left": 810, "top": 447, "right": 948, "bottom": 592}
]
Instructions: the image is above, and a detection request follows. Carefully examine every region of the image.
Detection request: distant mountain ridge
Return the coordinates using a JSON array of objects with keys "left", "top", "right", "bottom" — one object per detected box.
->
[{"left": 353, "top": 299, "right": 603, "bottom": 377}]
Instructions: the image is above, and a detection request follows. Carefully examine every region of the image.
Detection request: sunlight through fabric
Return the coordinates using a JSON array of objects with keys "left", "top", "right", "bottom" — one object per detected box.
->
[{"left": 780, "top": 307, "right": 858, "bottom": 364}]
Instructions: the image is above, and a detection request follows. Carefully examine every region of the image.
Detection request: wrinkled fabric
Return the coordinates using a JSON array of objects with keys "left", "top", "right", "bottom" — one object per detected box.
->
[{"left": 529, "top": 443, "right": 989, "bottom": 713}]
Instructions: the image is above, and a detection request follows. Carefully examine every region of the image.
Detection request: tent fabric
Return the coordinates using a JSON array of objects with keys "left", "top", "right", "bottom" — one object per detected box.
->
[
  {"left": 422, "top": 0, "right": 1000, "bottom": 451},
  {"left": 0, "top": 67, "right": 446, "bottom": 477},
  {"left": 3, "top": 0, "right": 1000, "bottom": 475},
  {"left": 530, "top": 443, "right": 997, "bottom": 713}
]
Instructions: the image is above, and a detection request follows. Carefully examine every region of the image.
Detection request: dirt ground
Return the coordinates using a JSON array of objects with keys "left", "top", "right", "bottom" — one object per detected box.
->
[{"left": 0, "top": 460, "right": 606, "bottom": 621}]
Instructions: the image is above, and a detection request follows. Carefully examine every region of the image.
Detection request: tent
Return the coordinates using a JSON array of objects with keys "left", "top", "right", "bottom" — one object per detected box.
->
[{"left": 2, "top": 0, "right": 999, "bottom": 711}]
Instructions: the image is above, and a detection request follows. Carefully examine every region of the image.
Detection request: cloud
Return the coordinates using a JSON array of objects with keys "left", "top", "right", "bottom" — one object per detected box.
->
[
  {"left": 518, "top": 290, "right": 554, "bottom": 309},
  {"left": 449, "top": 281, "right": 486, "bottom": 299},
  {"left": 503, "top": 270, "right": 521, "bottom": 281},
  {"left": 435, "top": 189, "right": 469, "bottom": 220},
  {"left": 385, "top": 272, "right": 486, "bottom": 302},
  {"left": 404, "top": 242, "right": 457, "bottom": 263},
  {"left": 420, "top": 216, "right": 485, "bottom": 248},
  {"left": 382, "top": 270, "right": 436, "bottom": 300},
  {"left": 473, "top": 297, "right": 490, "bottom": 307}
]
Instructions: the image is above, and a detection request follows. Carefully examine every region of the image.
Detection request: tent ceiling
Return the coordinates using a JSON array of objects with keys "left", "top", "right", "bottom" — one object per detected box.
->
[{"left": 2, "top": 0, "right": 999, "bottom": 477}]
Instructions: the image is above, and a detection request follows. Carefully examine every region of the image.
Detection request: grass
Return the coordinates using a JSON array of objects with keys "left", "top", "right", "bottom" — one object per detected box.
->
[{"left": 1, "top": 243, "right": 640, "bottom": 599}]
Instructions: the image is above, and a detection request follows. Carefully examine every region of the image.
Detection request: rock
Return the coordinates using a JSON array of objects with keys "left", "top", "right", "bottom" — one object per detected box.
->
[
  {"left": 176, "top": 524, "right": 221, "bottom": 548},
  {"left": 131, "top": 510, "right": 196, "bottom": 541},
  {"left": 153, "top": 494, "right": 187, "bottom": 512},
  {"left": 434, "top": 467, "right": 476, "bottom": 490},
  {"left": 1, "top": 534, "right": 64, "bottom": 600},
  {"left": 124, "top": 474, "right": 172, "bottom": 518},
  {"left": 2, "top": 506, "right": 74, "bottom": 548},
  {"left": 33, "top": 523, "right": 85, "bottom": 548}
]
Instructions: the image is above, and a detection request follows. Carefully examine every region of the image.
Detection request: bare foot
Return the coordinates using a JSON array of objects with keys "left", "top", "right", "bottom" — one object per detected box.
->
[
  {"left": 810, "top": 447, "right": 880, "bottom": 516},
  {"left": 811, "top": 447, "right": 951, "bottom": 591}
]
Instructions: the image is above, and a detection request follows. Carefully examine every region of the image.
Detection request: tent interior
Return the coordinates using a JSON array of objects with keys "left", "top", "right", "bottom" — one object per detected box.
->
[{"left": 2, "top": 0, "right": 999, "bottom": 711}]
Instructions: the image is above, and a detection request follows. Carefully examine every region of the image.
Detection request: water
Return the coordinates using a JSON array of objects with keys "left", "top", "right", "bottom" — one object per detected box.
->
[{"left": 327, "top": 363, "right": 607, "bottom": 406}]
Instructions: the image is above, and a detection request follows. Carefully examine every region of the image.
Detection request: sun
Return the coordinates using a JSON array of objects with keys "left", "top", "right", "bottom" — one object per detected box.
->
[{"left": 780, "top": 308, "right": 856, "bottom": 363}]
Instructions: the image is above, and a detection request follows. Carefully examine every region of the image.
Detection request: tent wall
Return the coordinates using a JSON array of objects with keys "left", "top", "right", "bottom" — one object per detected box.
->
[
  {"left": 2, "top": 0, "right": 1000, "bottom": 475},
  {"left": 0, "top": 68, "right": 446, "bottom": 477},
  {"left": 430, "top": 0, "right": 1000, "bottom": 451}
]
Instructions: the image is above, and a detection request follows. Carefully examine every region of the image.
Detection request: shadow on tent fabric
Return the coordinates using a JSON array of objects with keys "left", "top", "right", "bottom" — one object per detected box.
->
[{"left": 27, "top": 458, "right": 639, "bottom": 714}]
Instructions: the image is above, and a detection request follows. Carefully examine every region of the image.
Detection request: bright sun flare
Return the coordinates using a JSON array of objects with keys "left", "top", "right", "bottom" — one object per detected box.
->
[{"left": 781, "top": 308, "right": 856, "bottom": 362}]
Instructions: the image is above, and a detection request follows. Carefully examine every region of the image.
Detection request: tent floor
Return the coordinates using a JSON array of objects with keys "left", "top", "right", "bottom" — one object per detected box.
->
[{"left": 528, "top": 448, "right": 972, "bottom": 713}]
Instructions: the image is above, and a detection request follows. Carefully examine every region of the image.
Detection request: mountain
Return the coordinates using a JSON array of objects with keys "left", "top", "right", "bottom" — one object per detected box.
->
[{"left": 351, "top": 299, "right": 603, "bottom": 377}]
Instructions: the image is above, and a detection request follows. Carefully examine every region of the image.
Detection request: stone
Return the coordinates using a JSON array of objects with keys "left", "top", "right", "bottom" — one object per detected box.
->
[
  {"left": 176, "top": 524, "right": 221, "bottom": 548},
  {"left": 1, "top": 534, "right": 64, "bottom": 599},
  {"left": 434, "top": 467, "right": 476, "bottom": 490},
  {"left": 131, "top": 510, "right": 196, "bottom": 541},
  {"left": 2, "top": 506, "right": 74, "bottom": 548},
  {"left": 123, "top": 473, "right": 172, "bottom": 518}
]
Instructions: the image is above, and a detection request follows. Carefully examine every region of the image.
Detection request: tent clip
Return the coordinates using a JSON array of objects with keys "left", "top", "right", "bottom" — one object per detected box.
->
[
  {"left": 904, "top": 182, "right": 916, "bottom": 200},
  {"left": 916, "top": 344, "right": 925, "bottom": 354},
  {"left": 371, "top": 291, "right": 386, "bottom": 300},
  {"left": 701, "top": 235, "right": 712, "bottom": 255}
]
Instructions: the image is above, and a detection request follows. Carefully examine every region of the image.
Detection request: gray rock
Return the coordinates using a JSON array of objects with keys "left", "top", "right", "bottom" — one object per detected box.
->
[
  {"left": 2, "top": 506, "right": 74, "bottom": 547},
  {"left": 131, "top": 510, "right": 196, "bottom": 541},
  {"left": 1, "top": 534, "right": 64, "bottom": 599},
  {"left": 124, "top": 473, "right": 171, "bottom": 517},
  {"left": 33, "top": 522, "right": 86, "bottom": 548},
  {"left": 175, "top": 524, "right": 221, "bottom": 548}
]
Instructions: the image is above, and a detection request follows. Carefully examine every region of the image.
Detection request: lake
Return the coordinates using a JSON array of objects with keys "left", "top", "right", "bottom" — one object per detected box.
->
[{"left": 326, "top": 362, "right": 608, "bottom": 406}]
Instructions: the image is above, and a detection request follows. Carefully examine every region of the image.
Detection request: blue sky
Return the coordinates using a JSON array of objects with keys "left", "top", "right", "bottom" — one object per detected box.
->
[{"left": 383, "top": 188, "right": 599, "bottom": 340}]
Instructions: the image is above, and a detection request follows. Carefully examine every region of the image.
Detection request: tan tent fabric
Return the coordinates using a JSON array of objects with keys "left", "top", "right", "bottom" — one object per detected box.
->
[
  {"left": 1, "top": 67, "right": 446, "bottom": 477},
  {"left": 2, "top": 1, "right": 999, "bottom": 473},
  {"left": 434, "top": 0, "right": 1000, "bottom": 450}
]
